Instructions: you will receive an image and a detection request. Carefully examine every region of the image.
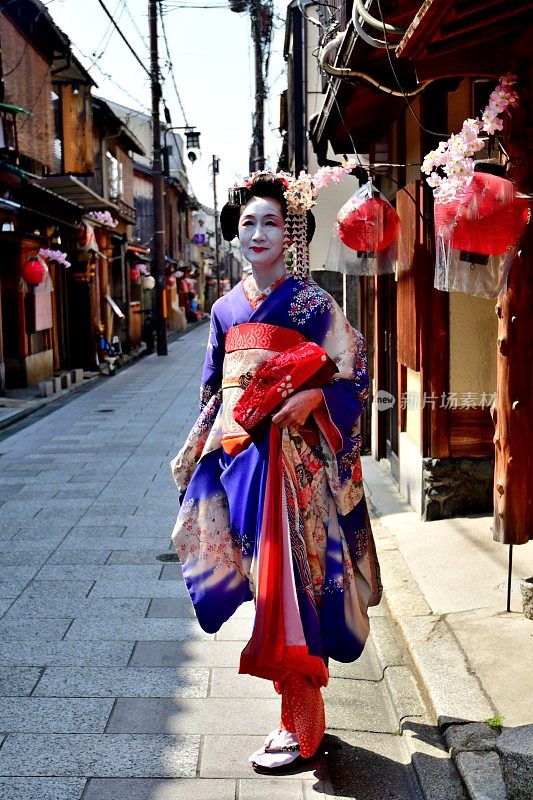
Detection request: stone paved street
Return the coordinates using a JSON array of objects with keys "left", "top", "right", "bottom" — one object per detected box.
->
[{"left": 0, "top": 325, "right": 460, "bottom": 800}]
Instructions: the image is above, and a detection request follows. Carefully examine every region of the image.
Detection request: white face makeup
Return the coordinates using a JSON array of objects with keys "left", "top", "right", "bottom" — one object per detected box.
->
[{"left": 238, "top": 196, "right": 286, "bottom": 272}]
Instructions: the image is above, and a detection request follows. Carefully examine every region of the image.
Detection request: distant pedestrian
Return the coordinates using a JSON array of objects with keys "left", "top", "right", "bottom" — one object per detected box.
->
[{"left": 171, "top": 171, "right": 381, "bottom": 773}]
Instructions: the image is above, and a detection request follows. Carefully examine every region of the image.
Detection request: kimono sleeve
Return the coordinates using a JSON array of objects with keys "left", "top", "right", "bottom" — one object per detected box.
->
[
  {"left": 314, "top": 298, "right": 369, "bottom": 454},
  {"left": 199, "top": 305, "right": 225, "bottom": 409}
]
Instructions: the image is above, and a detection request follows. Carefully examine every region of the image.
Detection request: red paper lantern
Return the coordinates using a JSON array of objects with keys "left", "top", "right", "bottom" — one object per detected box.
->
[
  {"left": 336, "top": 196, "right": 400, "bottom": 252},
  {"left": 21, "top": 257, "right": 46, "bottom": 285},
  {"left": 129, "top": 265, "right": 141, "bottom": 282},
  {"left": 434, "top": 173, "right": 530, "bottom": 256},
  {"left": 77, "top": 222, "right": 96, "bottom": 248},
  {"left": 166, "top": 274, "right": 177, "bottom": 288}
]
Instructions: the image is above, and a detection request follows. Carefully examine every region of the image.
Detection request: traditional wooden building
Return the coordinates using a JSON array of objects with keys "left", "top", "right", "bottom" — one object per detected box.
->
[
  {"left": 107, "top": 102, "right": 197, "bottom": 332},
  {"left": 283, "top": 0, "right": 533, "bottom": 529},
  {"left": 0, "top": 0, "right": 151, "bottom": 389},
  {"left": 0, "top": 0, "right": 95, "bottom": 391}
]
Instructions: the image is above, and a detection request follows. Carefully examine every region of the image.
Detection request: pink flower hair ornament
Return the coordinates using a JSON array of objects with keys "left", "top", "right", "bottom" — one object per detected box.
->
[{"left": 225, "top": 160, "right": 362, "bottom": 278}]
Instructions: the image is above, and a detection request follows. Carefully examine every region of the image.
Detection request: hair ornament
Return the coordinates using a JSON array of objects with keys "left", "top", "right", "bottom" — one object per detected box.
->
[
  {"left": 228, "top": 186, "right": 251, "bottom": 206},
  {"left": 228, "top": 159, "right": 361, "bottom": 277}
]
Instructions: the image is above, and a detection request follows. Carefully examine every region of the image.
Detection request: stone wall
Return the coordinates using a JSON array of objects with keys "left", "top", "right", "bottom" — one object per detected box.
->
[{"left": 422, "top": 456, "right": 494, "bottom": 521}]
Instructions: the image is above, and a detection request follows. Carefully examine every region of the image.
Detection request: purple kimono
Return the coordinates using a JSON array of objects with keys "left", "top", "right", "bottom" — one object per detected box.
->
[{"left": 171, "top": 276, "right": 381, "bottom": 684}]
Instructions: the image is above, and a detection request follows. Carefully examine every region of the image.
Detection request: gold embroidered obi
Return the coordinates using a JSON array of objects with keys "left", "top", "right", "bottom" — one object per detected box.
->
[{"left": 220, "top": 323, "right": 307, "bottom": 455}]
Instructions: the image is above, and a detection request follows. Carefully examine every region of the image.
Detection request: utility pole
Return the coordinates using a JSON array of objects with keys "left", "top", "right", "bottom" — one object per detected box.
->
[
  {"left": 149, "top": 0, "right": 168, "bottom": 355},
  {"left": 212, "top": 155, "right": 221, "bottom": 298},
  {"left": 250, "top": 0, "right": 265, "bottom": 171},
  {"left": 229, "top": 0, "right": 272, "bottom": 172}
]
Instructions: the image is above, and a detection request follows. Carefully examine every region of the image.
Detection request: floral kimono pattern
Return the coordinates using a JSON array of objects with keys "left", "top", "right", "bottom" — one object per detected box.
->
[{"left": 171, "top": 275, "right": 381, "bottom": 687}]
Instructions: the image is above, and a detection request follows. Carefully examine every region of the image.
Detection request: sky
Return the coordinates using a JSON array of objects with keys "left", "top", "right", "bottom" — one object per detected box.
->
[{"left": 46, "top": 0, "right": 288, "bottom": 208}]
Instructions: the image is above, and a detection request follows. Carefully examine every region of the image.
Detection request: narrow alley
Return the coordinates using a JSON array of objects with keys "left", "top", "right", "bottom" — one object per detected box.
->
[{"left": 0, "top": 325, "right": 461, "bottom": 800}]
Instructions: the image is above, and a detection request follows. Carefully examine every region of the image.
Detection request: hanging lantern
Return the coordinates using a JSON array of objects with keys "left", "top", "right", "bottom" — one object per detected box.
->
[
  {"left": 166, "top": 274, "right": 177, "bottom": 288},
  {"left": 434, "top": 173, "right": 530, "bottom": 256},
  {"left": 434, "top": 172, "right": 531, "bottom": 298},
  {"left": 21, "top": 256, "right": 47, "bottom": 285},
  {"left": 336, "top": 192, "right": 399, "bottom": 253},
  {"left": 129, "top": 265, "right": 141, "bottom": 283},
  {"left": 142, "top": 274, "right": 156, "bottom": 290},
  {"left": 327, "top": 182, "right": 399, "bottom": 276},
  {"left": 77, "top": 222, "right": 96, "bottom": 250},
  {"left": 185, "top": 129, "right": 201, "bottom": 150}
]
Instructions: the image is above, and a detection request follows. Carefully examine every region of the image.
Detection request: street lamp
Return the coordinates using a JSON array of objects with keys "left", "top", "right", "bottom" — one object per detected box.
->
[
  {"left": 162, "top": 108, "right": 201, "bottom": 166},
  {"left": 162, "top": 126, "right": 201, "bottom": 172}
]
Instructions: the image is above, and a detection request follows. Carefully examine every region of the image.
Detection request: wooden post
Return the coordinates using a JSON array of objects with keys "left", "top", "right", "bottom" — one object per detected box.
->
[{"left": 492, "top": 225, "right": 533, "bottom": 545}]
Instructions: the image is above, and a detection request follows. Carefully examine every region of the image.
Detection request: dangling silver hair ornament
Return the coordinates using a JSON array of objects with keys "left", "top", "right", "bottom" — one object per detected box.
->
[
  {"left": 288, "top": 212, "right": 310, "bottom": 280},
  {"left": 279, "top": 171, "right": 317, "bottom": 280}
]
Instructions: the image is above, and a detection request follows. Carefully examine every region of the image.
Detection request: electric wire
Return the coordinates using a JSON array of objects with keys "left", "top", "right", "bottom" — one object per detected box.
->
[
  {"left": 90, "top": 0, "right": 128, "bottom": 66},
  {"left": 123, "top": 0, "right": 151, "bottom": 51},
  {"left": 158, "top": 1, "right": 190, "bottom": 126},
  {"left": 375, "top": 0, "right": 448, "bottom": 138},
  {"left": 163, "top": 3, "right": 230, "bottom": 8},
  {"left": 71, "top": 42, "right": 152, "bottom": 114},
  {"left": 17, "top": 69, "right": 51, "bottom": 130},
  {"left": 2, "top": 40, "right": 29, "bottom": 78},
  {"left": 328, "top": 77, "right": 425, "bottom": 215},
  {"left": 330, "top": 85, "right": 364, "bottom": 169},
  {"left": 95, "top": 0, "right": 151, "bottom": 78}
]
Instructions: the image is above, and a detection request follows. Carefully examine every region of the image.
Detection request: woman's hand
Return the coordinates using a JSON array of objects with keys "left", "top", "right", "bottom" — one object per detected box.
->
[{"left": 271, "top": 388, "right": 323, "bottom": 428}]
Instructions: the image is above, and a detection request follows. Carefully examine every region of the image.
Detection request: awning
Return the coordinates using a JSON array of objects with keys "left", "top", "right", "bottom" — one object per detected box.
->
[
  {"left": 127, "top": 244, "right": 151, "bottom": 262},
  {"left": 0, "top": 102, "right": 32, "bottom": 116},
  {"left": 35, "top": 176, "right": 118, "bottom": 211},
  {"left": 396, "top": 0, "right": 533, "bottom": 80}
]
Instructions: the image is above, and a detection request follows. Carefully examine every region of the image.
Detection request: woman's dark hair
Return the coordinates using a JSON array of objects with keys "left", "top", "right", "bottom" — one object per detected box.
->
[{"left": 220, "top": 172, "right": 315, "bottom": 244}]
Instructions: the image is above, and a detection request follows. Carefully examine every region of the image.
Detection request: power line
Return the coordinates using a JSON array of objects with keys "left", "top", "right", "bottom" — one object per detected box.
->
[
  {"left": 123, "top": 0, "right": 150, "bottom": 51},
  {"left": 158, "top": 1, "right": 189, "bottom": 125},
  {"left": 95, "top": 0, "right": 151, "bottom": 78},
  {"left": 375, "top": 0, "right": 447, "bottom": 138},
  {"left": 2, "top": 40, "right": 29, "bottom": 78},
  {"left": 17, "top": 69, "right": 50, "bottom": 130},
  {"left": 163, "top": 3, "right": 229, "bottom": 8},
  {"left": 71, "top": 42, "right": 152, "bottom": 114},
  {"left": 90, "top": 0, "right": 127, "bottom": 64}
]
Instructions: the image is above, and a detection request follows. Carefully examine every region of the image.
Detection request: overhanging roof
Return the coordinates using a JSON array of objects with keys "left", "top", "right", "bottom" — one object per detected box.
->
[
  {"left": 35, "top": 176, "right": 118, "bottom": 210},
  {"left": 92, "top": 98, "right": 145, "bottom": 156},
  {"left": 396, "top": 0, "right": 533, "bottom": 79},
  {"left": 2, "top": 0, "right": 95, "bottom": 86},
  {"left": 312, "top": 13, "right": 421, "bottom": 156},
  {"left": 0, "top": 102, "right": 32, "bottom": 116},
  {"left": 312, "top": 0, "right": 533, "bottom": 156}
]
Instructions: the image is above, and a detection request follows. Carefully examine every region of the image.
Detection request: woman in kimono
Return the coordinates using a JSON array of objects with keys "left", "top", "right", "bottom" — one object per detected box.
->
[{"left": 171, "top": 172, "right": 381, "bottom": 773}]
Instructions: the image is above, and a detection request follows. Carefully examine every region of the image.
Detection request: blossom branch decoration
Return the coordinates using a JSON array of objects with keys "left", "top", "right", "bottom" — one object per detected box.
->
[
  {"left": 86, "top": 210, "right": 119, "bottom": 228},
  {"left": 312, "top": 157, "right": 361, "bottom": 191},
  {"left": 38, "top": 248, "right": 71, "bottom": 268},
  {"left": 421, "top": 74, "right": 519, "bottom": 198}
]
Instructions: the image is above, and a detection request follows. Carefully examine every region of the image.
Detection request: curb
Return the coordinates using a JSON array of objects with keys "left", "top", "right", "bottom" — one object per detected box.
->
[
  {"left": 367, "top": 501, "right": 508, "bottom": 800},
  {"left": 369, "top": 610, "right": 468, "bottom": 799}
]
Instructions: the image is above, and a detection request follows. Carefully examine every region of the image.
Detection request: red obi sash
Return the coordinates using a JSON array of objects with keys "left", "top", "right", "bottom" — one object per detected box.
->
[
  {"left": 233, "top": 341, "right": 337, "bottom": 439},
  {"left": 225, "top": 323, "right": 307, "bottom": 354}
]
